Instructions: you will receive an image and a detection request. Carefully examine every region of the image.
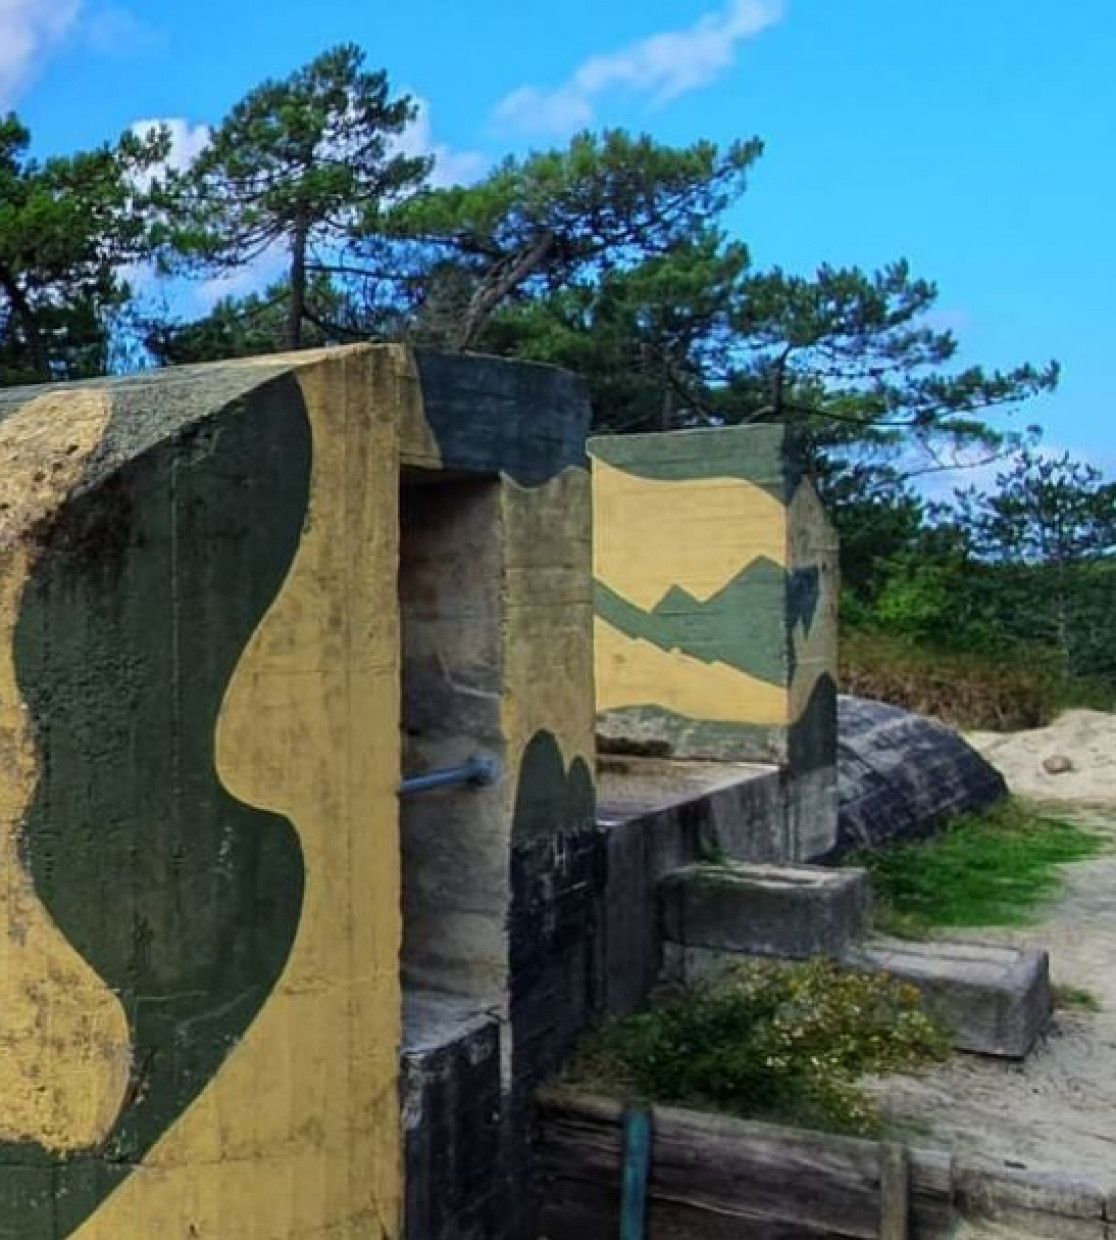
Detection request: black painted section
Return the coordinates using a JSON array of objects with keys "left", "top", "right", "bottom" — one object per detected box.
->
[
  {"left": 413, "top": 350, "right": 591, "bottom": 487},
  {"left": 510, "top": 829, "right": 607, "bottom": 1090},
  {"left": 402, "top": 1011, "right": 505, "bottom": 1240}
]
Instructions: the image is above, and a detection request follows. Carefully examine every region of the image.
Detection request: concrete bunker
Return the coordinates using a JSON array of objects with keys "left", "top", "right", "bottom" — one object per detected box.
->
[{"left": 0, "top": 344, "right": 851, "bottom": 1239}]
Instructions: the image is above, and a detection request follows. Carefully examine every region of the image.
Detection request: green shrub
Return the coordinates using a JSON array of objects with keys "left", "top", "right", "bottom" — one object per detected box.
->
[
  {"left": 562, "top": 959, "right": 949, "bottom": 1137},
  {"left": 840, "top": 628, "right": 1064, "bottom": 730}
]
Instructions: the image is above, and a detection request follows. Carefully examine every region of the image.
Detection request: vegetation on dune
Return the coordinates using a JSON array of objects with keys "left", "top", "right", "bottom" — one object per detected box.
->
[
  {"left": 855, "top": 799, "right": 1105, "bottom": 939},
  {"left": 841, "top": 450, "right": 1116, "bottom": 725},
  {"left": 559, "top": 958, "right": 949, "bottom": 1138}
]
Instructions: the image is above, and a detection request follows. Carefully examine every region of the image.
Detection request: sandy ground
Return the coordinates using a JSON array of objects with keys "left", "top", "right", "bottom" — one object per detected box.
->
[
  {"left": 968, "top": 709, "right": 1116, "bottom": 805},
  {"left": 871, "top": 704, "right": 1116, "bottom": 1235},
  {"left": 876, "top": 805, "right": 1116, "bottom": 1182}
]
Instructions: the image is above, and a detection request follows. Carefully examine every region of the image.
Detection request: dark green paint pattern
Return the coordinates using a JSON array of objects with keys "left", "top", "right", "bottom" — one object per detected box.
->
[
  {"left": 512, "top": 731, "right": 595, "bottom": 842},
  {"left": 595, "top": 558, "right": 823, "bottom": 688},
  {"left": 4, "top": 374, "right": 312, "bottom": 1237},
  {"left": 788, "top": 673, "right": 839, "bottom": 776},
  {"left": 588, "top": 425, "right": 801, "bottom": 502},
  {"left": 787, "top": 566, "right": 822, "bottom": 640}
]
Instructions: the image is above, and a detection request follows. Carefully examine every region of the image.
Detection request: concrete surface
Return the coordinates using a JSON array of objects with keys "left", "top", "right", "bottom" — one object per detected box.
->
[
  {"left": 855, "top": 937, "right": 1052, "bottom": 1059},
  {"left": 659, "top": 861, "right": 871, "bottom": 960}
]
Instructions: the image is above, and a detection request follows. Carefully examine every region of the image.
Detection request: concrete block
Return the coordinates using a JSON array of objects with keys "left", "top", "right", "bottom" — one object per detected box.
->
[
  {"left": 658, "top": 862, "right": 871, "bottom": 960},
  {"left": 854, "top": 938, "right": 1052, "bottom": 1058}
]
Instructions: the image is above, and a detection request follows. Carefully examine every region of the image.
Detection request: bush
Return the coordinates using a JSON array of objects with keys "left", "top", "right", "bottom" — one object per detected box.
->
[
  {"left": 562, "top": 959, "right": 949, "bottom": 1137},
  {"left": 841, "top": 628, "right": 1063, "bottom": 730}
]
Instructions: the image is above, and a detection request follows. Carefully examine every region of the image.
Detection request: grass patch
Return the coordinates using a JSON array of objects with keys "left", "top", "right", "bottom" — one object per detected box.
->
[
  {"left": 855, "top": 800, "right": 1104, "bottom": 938},
  {"left": 559, "top": 959, "right": 949, "bottom": 1138},
  {"left": 1053, "top": 984, "right": 1102, "bottom": 1013}
]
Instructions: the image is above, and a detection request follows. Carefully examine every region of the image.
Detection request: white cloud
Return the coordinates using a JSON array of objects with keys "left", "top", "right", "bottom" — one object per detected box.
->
[
  {"left": 192, "top": 243, "right": 288, "bottom": 312},
  {"left": 493, "top": 0, "right": 785, "bottom": 137},
  {"left": 0, "top": 0, "right": 82, "bottom": 107},
  {"left": 394, "top": 96, "right": 488, "bottom": 188},
  {"left": 131, "top": 116, "right": 211, "bottom": 173}
]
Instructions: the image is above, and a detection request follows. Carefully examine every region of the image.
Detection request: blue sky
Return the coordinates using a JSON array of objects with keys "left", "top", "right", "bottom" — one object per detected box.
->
[{"left": 4, "top": 0, "right": 1114, "bottom": 479}]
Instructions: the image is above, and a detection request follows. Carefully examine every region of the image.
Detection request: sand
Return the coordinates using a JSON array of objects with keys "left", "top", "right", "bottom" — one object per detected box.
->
[{"left": 967, "top": 709, "right": 1116, "bottom": 805}]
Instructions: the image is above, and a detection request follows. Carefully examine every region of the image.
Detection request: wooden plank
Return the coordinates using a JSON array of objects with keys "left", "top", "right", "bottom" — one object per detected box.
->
[
  {"left": 534, "top": 1091, "right": 956, "bottom": 1240},
  {"left": 880, "top": 1144, "right": 909, "bottom": 1240}
]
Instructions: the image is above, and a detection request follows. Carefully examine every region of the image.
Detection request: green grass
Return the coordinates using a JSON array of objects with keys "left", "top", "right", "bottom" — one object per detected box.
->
[
  {"left": 1053, "top": 984, "right": 1102, "bottom": 1013},
  {"left": 855, "top": 800, "right": 1105, "bottom": 939},
  {"left": 558, "top": 959, "right": 949, "bottom": 1138}
]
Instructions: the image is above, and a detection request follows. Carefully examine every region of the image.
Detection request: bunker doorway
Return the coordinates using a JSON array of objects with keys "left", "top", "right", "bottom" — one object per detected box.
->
[{"left": 397, "top": 469, "right": 508, "bottom": 1012}]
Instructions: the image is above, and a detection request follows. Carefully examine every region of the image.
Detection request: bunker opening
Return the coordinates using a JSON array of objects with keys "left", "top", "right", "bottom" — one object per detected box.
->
[{"left": 398, "top": 468, "right": 509, "bottom": 1016}]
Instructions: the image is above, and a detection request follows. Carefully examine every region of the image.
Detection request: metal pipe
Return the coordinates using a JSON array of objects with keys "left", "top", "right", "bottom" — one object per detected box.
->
[
  {"left": 399, "top": 755, "right": 500, "bottom": 797},
  {"left": 620, "top": 1107, "right": 652, "bottom": 1240}
]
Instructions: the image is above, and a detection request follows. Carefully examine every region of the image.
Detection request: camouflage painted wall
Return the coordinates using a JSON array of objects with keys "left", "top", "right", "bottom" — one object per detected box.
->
[
  {"left": 0, "top": 345, "right": 595, "bottom": 1238},
  {"left": 590, "top": 425, "right": 839, "bottom": 854}
]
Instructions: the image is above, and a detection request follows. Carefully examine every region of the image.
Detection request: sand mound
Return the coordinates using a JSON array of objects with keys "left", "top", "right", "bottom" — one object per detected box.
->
[{"left": 967, "top": 709, "right": 1116, "bottom": 804}]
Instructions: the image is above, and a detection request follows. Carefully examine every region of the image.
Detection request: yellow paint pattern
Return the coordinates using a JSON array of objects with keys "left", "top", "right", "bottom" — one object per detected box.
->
[
  {"left": 502, "top": 468, "right": 597, "bottom": 786},
  {"left": 591, "top": 456, "right": 788, "bottom": 611},
  {"left": 0, "top": 392, "right": 133, "bottom": 1153},
  {"left": 594, "top": 617, "right": 789, "bottom": 726},
  {"left": 73, "top": 350, "right": 404, "bottom": 1237}
]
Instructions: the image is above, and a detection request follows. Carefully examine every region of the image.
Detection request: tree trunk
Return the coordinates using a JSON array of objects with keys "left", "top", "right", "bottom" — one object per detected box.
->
[
  {"left": 457, "top": 230, "right": 556, "bottom": 350},
  {"left": 288, "top": 225, "right": 308, "bottom": 351},
  {"left": 0, "top": 267, "right": 50, "bottom": 379},
  {"left": 660, "top": 370, "right": 674, "bottom": 430}
]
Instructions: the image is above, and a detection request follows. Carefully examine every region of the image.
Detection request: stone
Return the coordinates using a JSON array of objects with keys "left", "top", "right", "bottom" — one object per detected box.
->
[
  {"left": 658, "top": 861, "right": 871, "bottom": 961},
  {"left": 1043, "top": 754, "right": 1075, "bottom": 775},
  {"left": 853, "top": 938, "right": 1052, "bottom": 1058}
]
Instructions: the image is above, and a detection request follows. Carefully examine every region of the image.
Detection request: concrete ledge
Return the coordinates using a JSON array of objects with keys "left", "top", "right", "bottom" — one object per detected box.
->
[
  {"left": 853, "top": 938, "right": 1052, "bottom": 1059},
  {"left": 659, "top": 862, "right": 871, "bottom": 960}
]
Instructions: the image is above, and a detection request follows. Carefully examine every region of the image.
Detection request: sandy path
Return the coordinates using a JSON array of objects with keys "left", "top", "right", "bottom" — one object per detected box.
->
[
  {"left": 873, "top": 802, "right": 1116, "bottom": 1237},
  {"left": 877, "top": 807, "right": 1116, "bottom": 1177}
]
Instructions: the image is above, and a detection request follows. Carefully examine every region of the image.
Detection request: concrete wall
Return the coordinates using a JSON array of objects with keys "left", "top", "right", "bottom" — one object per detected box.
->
[
  {"left": 589, "top": 424, "right": 840, "bottom": 859},
  {"left": 0, "top": 349, "right": 402, "bottom": 1237},
  {"left": 0, "top": 345, "right": 597, "bottom": 1240}
]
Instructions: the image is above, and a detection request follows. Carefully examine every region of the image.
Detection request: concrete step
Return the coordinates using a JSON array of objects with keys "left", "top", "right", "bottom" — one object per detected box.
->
[
  {"left": 659, "top": 861, "right": 871, "bottom": 963},
  {"left": 850, "top": 938, "right": 1052, "bottom": 1059},
  {"left": 656, "top": 863, "right": 1052, "bottom": 1059}
]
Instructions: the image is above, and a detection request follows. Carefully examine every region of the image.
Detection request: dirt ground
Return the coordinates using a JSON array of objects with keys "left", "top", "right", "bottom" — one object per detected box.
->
[{"left": 872, "top": 711, "right": 1116, "bottom": 1235}]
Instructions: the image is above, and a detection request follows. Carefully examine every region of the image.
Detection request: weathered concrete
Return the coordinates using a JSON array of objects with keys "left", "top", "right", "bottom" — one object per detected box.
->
[
  {"left": 854, "top": 938, "right": 1052, "bottom": 1059},
  {"left": 401, "top": 991, "right": 506, "bottom": 1240},
  {"left": 0, "top": 346, "right": 598, "bottom": 1240},
  {"left": 832, "top": 695, "right": 1008, "bottom": 860},
  {"left": 590, "top": 425, "right": 840, "bottom": 861},
  {"left": 595, "top": 757, "right": 793, "bottom": 1015},
  {"left": 659, "top": 861, "right": 871, "bottom": 961}
]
